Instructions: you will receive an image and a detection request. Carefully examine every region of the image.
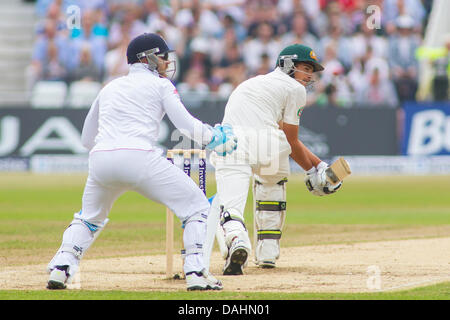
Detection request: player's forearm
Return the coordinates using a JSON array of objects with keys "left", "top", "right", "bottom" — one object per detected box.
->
[
  {"left": 81, "top": 97, "right": 100, "bottom": 150},
  {"left": 289, "top": 139, "right": 321, "bottom": 171},
  {"left": 299, "top": 139, "right": 322, "bottom": 167},
  {"left": 163, "top": 95, "right": 213, "bottom": 146},
  {"left": 283, "top": 122, "right": 321, "bottom": 170}
]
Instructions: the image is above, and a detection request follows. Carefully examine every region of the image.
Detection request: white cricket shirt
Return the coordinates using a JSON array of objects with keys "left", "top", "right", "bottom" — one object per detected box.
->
[
  {"left": 81, "top": 63, "right": 212, "bottom": 152},
  {"left": 222, "top": 67, "right": 307, "bottom": 129}
]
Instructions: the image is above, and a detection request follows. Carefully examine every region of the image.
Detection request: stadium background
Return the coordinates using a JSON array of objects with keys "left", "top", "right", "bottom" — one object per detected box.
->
[
  {"left": 0, "top": 0, "right": 449, "bottom": 173},
  {"left": 0, "top": 0, "right": 449, "bottom": 300}
]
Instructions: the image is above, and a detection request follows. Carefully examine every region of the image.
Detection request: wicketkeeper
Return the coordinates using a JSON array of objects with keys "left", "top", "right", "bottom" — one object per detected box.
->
[
  {"left": 205, "top": 44, "right": 343, "bottom": 275},
  {"left": 47, "top": 33, "right": 237, "bottom": 291}
]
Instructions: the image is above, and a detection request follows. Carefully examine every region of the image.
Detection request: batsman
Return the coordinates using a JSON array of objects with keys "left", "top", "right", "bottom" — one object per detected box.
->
[{"left": 205, "top": 44, "right": 344, "bottom": 275}]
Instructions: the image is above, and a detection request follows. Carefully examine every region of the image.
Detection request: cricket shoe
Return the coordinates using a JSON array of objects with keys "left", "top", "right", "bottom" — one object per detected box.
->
[
  {"left": 186, "top": 269, "right": 223, "bottom": 291},
  {"left": 47, "top": 265, "right": 69, "bottom": 289},
  {"left": 257, "top": 260, "right": 276, "bottom": 269},
  {"left": 223, "top": 237, "right": 250, "bottom": 275}
]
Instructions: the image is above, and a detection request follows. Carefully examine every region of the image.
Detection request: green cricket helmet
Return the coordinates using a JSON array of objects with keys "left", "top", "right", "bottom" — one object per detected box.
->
[{"left": 277, "top": 44, "right": 324, "bottom": 74}]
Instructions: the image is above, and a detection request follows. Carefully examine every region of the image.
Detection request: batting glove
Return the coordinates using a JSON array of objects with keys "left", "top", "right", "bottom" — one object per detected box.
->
[{"left": 305, "top": 162, "right": 342, "bottom": 196}]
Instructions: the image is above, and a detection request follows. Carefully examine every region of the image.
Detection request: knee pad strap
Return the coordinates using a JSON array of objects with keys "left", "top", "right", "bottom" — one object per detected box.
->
[
  {"left": 256, "top": 201, "right": 286, "bottom": 211},
  {"left": 70, "top": 218, "right": 101, "bottom": 234},
  {"left": 181, "top": 243, "right": 203, "bottom": 258},
  {"left": 257, "top": 230, "right": 282, "bottom": 240},
  {"left": 220, "top": 208, "right": 246, "bottom": 230},
  {"left": 182, "top": 212, "right": 208, "bottom": 228},
  {"left": 59, "top": 244, "right": 84, "bottom": 259}
]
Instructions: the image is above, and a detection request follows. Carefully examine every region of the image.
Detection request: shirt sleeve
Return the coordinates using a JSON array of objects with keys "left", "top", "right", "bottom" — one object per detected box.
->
[
  {"left": 161, "top": 81, "right": 213, "bottom": 147},
  {"left": 81, "top": 95, "right": 100, "bottom": 151},
  {"left": 283, "top": 84, "right": 307, "bottom": 125}
]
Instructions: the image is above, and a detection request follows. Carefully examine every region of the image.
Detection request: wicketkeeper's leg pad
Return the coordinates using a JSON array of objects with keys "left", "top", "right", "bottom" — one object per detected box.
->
[
  {"left": 182, "top": 212, "right": 208, "bottom": 274},
  {"left": 253, "top": 178, "right": 287, "bottom": 265},
  {"left": 47, "top": 214, "right": 107, "bottom": 281}
]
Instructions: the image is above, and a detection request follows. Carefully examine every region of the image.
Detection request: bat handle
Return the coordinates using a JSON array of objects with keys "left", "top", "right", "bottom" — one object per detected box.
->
[{"left": 325, "top": 167, "right": 340, "bottom": 184}]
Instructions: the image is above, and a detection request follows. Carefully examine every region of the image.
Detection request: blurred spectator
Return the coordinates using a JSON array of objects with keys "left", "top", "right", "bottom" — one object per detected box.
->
[
  {"left": 281, "top": 13, "right": 318, "bottom": 50},
  {"left": 320, "top": 42, "right": 345, "bottom": 84},
  {"left": 104, "top": 34, "right": 130, "bottom": 84},
  {"left": 68, "top": 44, "right": 103, "bottom": 83},
  {"left": 242, "top": 22, "right": 282, "bottom": 75},
  {"left": 35, "top": 0, "right": 67, "bottom": 34},
  {"left": 317, "top": 13, "right": 353, "bottom": 69},
  {"left": 67, "top": 10, "right": 107, "bottom": 73},
  {"left": 317, "top": 42, "right": 354, "bottom": 108},
  {"left": 144, "top": 0, "right": 182, "bottom": 51},
  {"left": 35, "top": 0, "right": 76, "bottom": 18},
  {"left": 32, "top": 19, "right": 69, "bottom": 67},
  {"left": 219, "top": 14, "right": 247, "bottom": 43},
  {"left": 28, "top": 18, "right": 69, "bottom": 89},
  {"left": 209, "top": 66, "right": 227, "bottom": 95},
  {"left": 77, "top": 0, "right": 108, "bottom": 13},
  {"left": 388, "top": 15, "right": 421, "bottom": 102},
  {"left": 70, "top": 8, "right": 108, "bottom": 39},
  {"left": 108, "top": 4, "right": 147, "bottom": 49},
  {"left": 208, "top": 0, "right": 246, "bottom": 25},
  {"left": 351, "top": 19, "right": 388, "bottom": 61},
  {"left": 246, "top": 1, "right": 283, "bottom": 38},
  {"left": 255, "top": 53, "right": 273, "bottom": 75},
  {"left": 177, "top": 68, "right": 210, "bottom": 108},
  {"left": 347, "top": 56, "right": 368, "bottom": 103},
  {"left": 314, "top": 1, "right": 348, "bottom": 38},
  {"left": 41, "top": 41, "right": 67, "bottom": 81},
  {"left": 224, "top": 60, "right": 248, "bottom": 91},
  {"left": 36, "top": 0, "right": 56, "bottom": 18},
  {"left": 364, "top": 45, "right": 390, "bottom": 82},
  {"left": 179, "top": 36, "right": 213, "bottom": 85},
  {"left": 277, "top": 0, "right": 321, "bottom": 22},
  {"left": 355, "top": 68, "right": 399, "bottom": 108},
  {"left": 210, "top": 27, "right": 240, "bottom": 65},
  {"left": 383, "top": 0, "right": 426, "bottom": 34},
  {"left": 174, "top": 0, "right": 223, "bottom": 38},
  {"left": 29, "top": 0, "right": 435, "bottom": 106},
  {"left": 219, "top": 43, "right": 243, "bottom": 69}
]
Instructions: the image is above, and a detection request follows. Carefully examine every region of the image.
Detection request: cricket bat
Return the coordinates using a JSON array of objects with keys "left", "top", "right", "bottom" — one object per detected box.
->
[{"left": 325, "top": 157, "right": 351, "bottom": 184}]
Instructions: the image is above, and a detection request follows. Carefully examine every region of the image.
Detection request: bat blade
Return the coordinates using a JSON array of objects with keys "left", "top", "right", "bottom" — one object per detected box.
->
[{"left": 325, "top": 157, "right": 351, "bottom": 184}]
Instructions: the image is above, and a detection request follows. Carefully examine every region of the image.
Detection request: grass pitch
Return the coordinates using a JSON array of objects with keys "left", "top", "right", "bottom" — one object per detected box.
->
[{"left": 0, "top": 173, "right": 449, "bottom": 300}]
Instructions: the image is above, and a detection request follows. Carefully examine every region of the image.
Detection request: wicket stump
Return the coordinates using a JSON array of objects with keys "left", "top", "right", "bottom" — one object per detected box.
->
[{"left": 165, "top": 149, "right": 206, "bottom": 279}]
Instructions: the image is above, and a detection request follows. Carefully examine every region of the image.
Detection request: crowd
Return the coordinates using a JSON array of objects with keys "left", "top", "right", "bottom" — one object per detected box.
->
[{"left": 28, "top": 0, "right": 443, "bottom": 109}]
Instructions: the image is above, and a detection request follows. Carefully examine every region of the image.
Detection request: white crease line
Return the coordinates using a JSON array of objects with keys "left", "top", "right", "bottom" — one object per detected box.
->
[{"left": 376, "top": 277, "right": 450, "bottom": 292}]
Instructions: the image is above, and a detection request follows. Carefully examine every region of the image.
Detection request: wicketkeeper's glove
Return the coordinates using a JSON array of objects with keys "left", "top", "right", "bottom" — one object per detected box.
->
[
  {"left": 304, "top": 162, "right": 342, "bottom": 196},
  {"left": 205, "top": 124, "right": 238, "bottom": 156}
]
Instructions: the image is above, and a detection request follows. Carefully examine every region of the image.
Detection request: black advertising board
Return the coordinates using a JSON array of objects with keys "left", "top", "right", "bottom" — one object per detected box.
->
[
  {"left": 0, "top": 105, "right": 397, "bottom": 160},
  {"left": 299, "top": 107, "right": 398, "bottom": 157}
]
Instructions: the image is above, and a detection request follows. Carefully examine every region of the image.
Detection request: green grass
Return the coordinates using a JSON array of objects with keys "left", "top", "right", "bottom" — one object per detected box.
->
[
  {"left": 1, "top": 174, "right": 449, "bottom": 260},
  {"left": 0, "top": 173, "right": 449, "bottom": 299},
  {"left": 0, "top": 282, "right": 448, "bottom": 300},
  {"left": 2, "top": 175, "right": 449, "bottom": 225}
]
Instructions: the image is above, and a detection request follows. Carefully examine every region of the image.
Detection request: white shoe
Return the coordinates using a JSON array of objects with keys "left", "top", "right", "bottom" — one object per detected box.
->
[
  {"left": 223, "top": 237, "right": 250, "bottom": 275},
  {"left": 47, "top": 265, "right": 69, "bottom": 289},
  {"left": 186, "top": 269, "right": 223, "bottom": 291},
  {"left": 255, "top": 239, "right": 278, "bottom": 268},
  {"left": 256, "top": 260, "right": 276, "bottom": 268}
]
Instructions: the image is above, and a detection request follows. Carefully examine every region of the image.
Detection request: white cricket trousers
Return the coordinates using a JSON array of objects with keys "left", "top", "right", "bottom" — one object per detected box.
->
[{"left": 51, "top": 149, "right": 210, "bottom": 274}]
